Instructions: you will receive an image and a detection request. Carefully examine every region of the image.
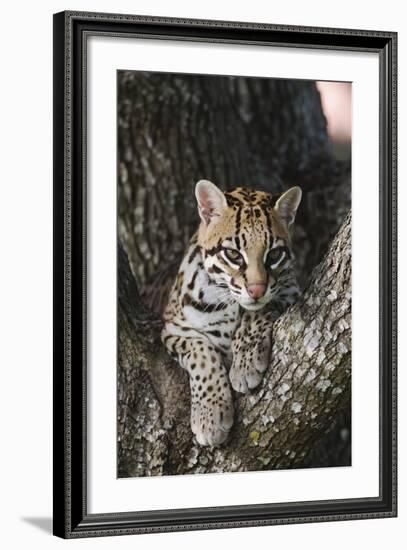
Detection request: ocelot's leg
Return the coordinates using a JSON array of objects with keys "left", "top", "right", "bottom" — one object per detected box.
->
[
  {"left": 162, "top": 332, "right": 234, "bottom": 446},
  {"left": 230, "top": 269, "right": 301, "bottom": 394},
  {"left": 229, "top": 310, "right": 274, "bottom": 394}
]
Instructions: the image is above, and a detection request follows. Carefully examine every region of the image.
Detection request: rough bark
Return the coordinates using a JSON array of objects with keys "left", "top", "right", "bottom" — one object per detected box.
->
[
  {"left": 117, "top": 212, "right": 351, "bottom": 477},
  {"left": 118, "top": 71, "right": 350, "bottom": 289}
]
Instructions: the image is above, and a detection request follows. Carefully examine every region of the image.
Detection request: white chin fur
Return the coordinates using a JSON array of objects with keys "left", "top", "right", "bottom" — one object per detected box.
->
[{"left": 239, "top": 300, "right": 268, "bottom": 311}]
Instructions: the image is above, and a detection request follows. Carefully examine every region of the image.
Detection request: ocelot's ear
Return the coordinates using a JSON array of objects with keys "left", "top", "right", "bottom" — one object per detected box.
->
[
  {"left": 274, "top": 186, "right": 302, "bottom": 227},
  {"left": 195, "top": 180, "right": 228, "bottom": 225}
]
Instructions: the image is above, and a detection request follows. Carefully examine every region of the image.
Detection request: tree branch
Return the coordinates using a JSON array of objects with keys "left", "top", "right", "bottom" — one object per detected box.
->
[{"left": 118, "top": 212, "right": 351, "bottom": 476}]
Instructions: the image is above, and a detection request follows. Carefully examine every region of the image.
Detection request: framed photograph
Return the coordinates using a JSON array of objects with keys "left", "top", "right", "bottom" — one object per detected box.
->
[{"left": 53, "top": 11, "right": 397, "bottom": 538}]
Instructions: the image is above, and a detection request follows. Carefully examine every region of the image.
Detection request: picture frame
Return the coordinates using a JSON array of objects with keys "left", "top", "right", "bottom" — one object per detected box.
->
[{"left": 53, "top": 10, "right": 397, "bottom": 539}]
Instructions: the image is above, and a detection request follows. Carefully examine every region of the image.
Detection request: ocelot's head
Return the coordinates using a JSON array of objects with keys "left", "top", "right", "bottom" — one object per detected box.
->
[{"left": 196, "top": 180, "right": 302, "bottom": 311}]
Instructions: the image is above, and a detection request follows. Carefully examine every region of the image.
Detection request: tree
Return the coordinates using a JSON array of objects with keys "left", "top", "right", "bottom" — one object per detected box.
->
[
  {"left": 118, "top": 71, "right": 350, "bottom": 287},
  {"left": 117, "top": 71, "right": 351, "bottom": 476},
  {"left": 118, "top": 213, "right": 351, "bottom": 476}
]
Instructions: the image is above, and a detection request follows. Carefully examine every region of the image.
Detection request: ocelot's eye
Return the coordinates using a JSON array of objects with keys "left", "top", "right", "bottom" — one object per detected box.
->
[
  {"left": 267, "top": 247, "right": 284, "bottom": 264},
  {"left": 223, "top": 248, "right": 243, "bottom": 265}
]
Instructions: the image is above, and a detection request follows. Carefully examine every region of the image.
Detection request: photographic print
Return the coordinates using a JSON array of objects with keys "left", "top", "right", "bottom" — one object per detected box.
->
[
  {"left": 54, "top": 11, "right": 396, "bottom": 537},
  {"left": 117, "top": 71, "right": 352, "bottom": 477}
]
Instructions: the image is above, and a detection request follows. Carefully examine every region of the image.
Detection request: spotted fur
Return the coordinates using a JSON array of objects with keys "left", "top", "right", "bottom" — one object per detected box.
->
[{"left": 161, "top": 181, "right": 302, "bottom": 446}]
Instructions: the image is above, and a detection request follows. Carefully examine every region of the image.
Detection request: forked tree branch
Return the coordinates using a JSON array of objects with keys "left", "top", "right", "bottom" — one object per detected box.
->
[{"left": 118, "top": 212, "right": 351, "bottom": 477}]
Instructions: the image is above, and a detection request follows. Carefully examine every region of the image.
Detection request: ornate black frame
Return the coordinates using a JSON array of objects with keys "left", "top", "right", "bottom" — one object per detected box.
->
[{"left": 53, "top": 10, "right": 397, "bottom": 539}]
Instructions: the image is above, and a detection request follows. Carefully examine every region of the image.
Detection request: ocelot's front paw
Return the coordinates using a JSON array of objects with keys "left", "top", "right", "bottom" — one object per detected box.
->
[
  {"left": 190, "top": 371, "right": 234, "bottom": 446},
  {"left": 229, "top": 311, "right": 273, "bottom": 393}
]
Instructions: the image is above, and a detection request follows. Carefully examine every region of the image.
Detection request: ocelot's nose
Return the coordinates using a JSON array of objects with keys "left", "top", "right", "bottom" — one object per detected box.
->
[{"left": 246, "top": 283, "right": 267, "bottom": 300}]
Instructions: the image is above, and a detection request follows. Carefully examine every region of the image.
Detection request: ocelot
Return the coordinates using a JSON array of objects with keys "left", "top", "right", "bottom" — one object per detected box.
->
[{"left": 159, "top": 180, "right": 302, "bottom": 446}]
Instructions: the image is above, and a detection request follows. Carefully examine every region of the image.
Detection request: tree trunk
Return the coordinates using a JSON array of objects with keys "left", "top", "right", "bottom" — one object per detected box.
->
[
  {"left": 118, "top": 71, "right": 350, "bottom": 289},
  {"left": 117, "top": 212, "right": 351, "bottom": 477}
]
